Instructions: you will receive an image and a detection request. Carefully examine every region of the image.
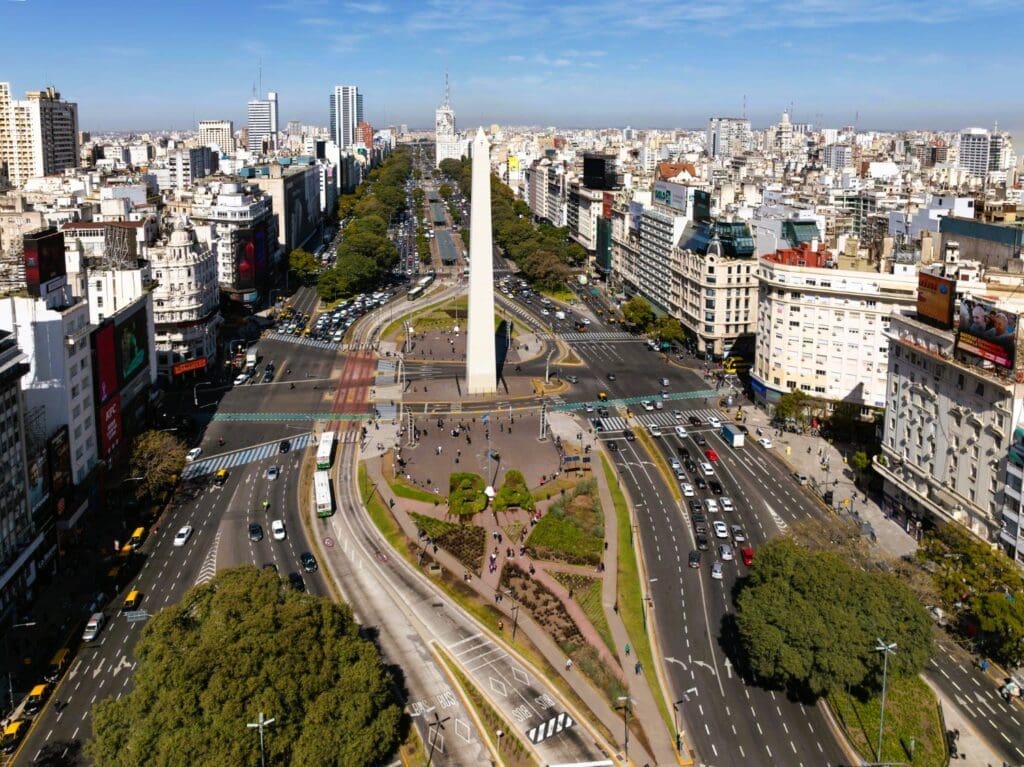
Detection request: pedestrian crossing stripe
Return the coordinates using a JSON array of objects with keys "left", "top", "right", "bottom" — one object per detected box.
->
[
  {"left": 265, "top": 331, "right": 341, "bottom": 351},
  {"left": 527, "top": 712, "right": 574, "bottom": 744},
  {"left": 592, "top": 408, "right": 724, "bottom": 434},
  {"left": 551, "top": 389, "right": 717, "bottom": 412},
  {"left": 560, "top": 331, "right": 645, "bottom": 343},
  {"left": 181, "top": 433, "right": 314, "bottom": 480},
  {"left": 211, "top": 412, "right": 373, "bottom": 422}
]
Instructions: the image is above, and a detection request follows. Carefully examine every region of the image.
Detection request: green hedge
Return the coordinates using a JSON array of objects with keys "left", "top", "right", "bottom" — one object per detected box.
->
[
  {"left": 449, "top": 472, "right": 487, "bottom": 517},
  {"left": 493, "top": 470, "right": 534, "bottom": 512}
]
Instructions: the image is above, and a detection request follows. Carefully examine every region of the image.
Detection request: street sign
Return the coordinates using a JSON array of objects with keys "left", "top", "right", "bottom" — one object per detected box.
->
[{"left": 124, "top": 610, "right": 150, "bottom": 623}]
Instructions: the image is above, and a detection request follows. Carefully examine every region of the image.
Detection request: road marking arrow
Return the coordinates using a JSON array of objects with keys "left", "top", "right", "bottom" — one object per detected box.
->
[
  {"left": 665, "top": 656, "right": 689, "bottom": 670},
  {"left": 693, "top": 660, "right": 716, "bottom": 675},
  {"left": 723, "top": 658, "right": 733, "bottom": 679}
]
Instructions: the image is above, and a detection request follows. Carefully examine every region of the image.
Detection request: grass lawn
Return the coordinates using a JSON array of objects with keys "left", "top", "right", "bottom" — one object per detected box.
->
[
  {"left": 603, "top": 455, "right": 674, "bottom": 735},
  {"left": 829, "top": 676, "right": 946, "bottom": 767},
  {"left": 382, "top": 455, "right": 438, "bottom": 504},
  {"left": 550, "top": 571, "right": 617, "bottom": 658},
  {"left": 530, "top": 476, "right": 576, "bottom": 501},
  {"left": 526, "top": 480, "right": 604, "bottom": 565},
  {"left": 541, "top": 287, "right": 576, "bottom": 304},
  {"left": 358, "top": 465, "right": 406, "bottom": 554}
]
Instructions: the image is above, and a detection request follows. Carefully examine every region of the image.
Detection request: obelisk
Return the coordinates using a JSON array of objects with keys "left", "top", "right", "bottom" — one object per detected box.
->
[{"left": 465, "top": 127, "right": 497, "bottom": 394}]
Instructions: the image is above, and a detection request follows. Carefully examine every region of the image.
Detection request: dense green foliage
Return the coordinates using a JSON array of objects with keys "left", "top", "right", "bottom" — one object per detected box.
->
[
  {"left": 320, "top": 149, "right": 409, "bottom": 301},
  {"left": 735, "top": 539, "right": 932, "bottom": 699},
  {"left": 652, "top": 316, "right": 686, "bottom": 344},
  {"left": 130, "top": 430, "right": 186, "bottom": 501},
  {"left": 88, "top": 568, "right": 402, "bottom": 767},
  {"left": 288, "top": 248, "right": 320, "bottom": 282},
  {"left": 526, "top": 479, "right": 604, "bottom": 565},
  {"left": 439, "top": 157, "right": 585, "bottom": 289},
  {"left": 449, "top": 472, "right": 487, "bottom": 517},
  {"left": 773, "top": 388, "right": 812, "bottom": 424},
  {"left": 621, "top": 295, "right": 656, "bottom": 331},
  {"left": 493, "top": 469, "right": 535, "bottom": 512}
]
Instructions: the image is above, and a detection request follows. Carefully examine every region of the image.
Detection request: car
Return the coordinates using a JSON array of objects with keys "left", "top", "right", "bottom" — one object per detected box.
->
[
  {"left": 758, "top": 437, "right": 773, "bottom": 449},
  {"left": 582, "top": 318, "right": 591, "bottom": 325},
  {"left": 705, "top": 498, "right": 719, "bottom": 514},
  {"left": 565, "top": 374, "right": 579, "bottom": 384},
  {"left": 234, "top": 373, "right": 249, "bottom": 385},
  {"left": 674, "top": 425, "right": 688, "bottom": 438},
  {"left": 669, "top": 457, "right": 681, "bottom": 469},
  {"left": 709, "top": 480, "right": 724, "bottom": 495},
  {"left": 694, "top": 434, "right": 707, "bottom": 447},
  {"left": 741, "top": 546, "right": 755, "bottom": 566},
  {"left": 711, "top": 561, "right": 724, "bottom": 580},
  {"left": 659, "top": 377, "right": 670, "bottom": 386},
  {"left": 719, "top": 543, "right": 734, "bottom": 561},
  {"left": 705, "top": 448, "right": 719, "bottom": 462},
  {"left": 271, "top": 520, "right": 286, "bottom": 540},
  {"left": 690, "top": 512, "right": 707, "bottom": 525},
  {"left": 82, "top": 612, "right": 106, "bottom": 642},
  {"left": 720, "top": 496, "right": 734, "bottom": 512},
  {"left": 654, "top": 400, "right": 664, "bottom": 410},
  {"left": 713, "top": 520, "right": 729, "bottom": 539},
  {"left": 700, "top": 461, "right": 715, "bottom": 476},
  {"left": 648, "top": 424, "right": 662, "bottom": 437},
  {"left": 300, "top": 552, "right": 318, "bottom": 572},
  {"left": 672, "top": 409, "right": 683, "bottom": 420},
  {"left": 624, "top": 429, "right": 636, "bottom": 442},
  {"left": 288, "top": 572, "right": 306, "bottom": 591},
  {"left": 584, "top": 403, "right": 595, "bottom": 413},
  {"left": 696, "top": 534, "right": 710, "bottom": 551},
  {"left": 688, "top": 550, "right": 702, "bottom": 568},
  {"left": 641, "top": 400, "right": 655, "bottom": 411},
  {"left": 688, "top": 415, "right": 702, "bottom": 426},
  {"left": 708, "top": 416, "right": 722, "bottom": 428},
  {"left": 267, "top": 466, "right": 280, "bottom": 481},
  {"left": 731, "top": 525, "right": 746, "bottom": 543},
  {"left": 607, "top": 440, "right": 619, "bottom": 452},
  {"left": 684, "top": 460, "right": 697, "bottom": 473},
  {"left": 681, "top": 482, "right": 694, "bottom": 497},
  {"left": 597, "top": 407, "right": 610, "bottom": 417},
  {"left": 279, "top": 440, "right": 291, "bottom": 453},
  {"left": 248, "top": 522, "right": 264, "bottom": 542},
  {"left": 173, "top": 525, "right": 193, "bottom": 547},
  {"left": 694, "top": 475, "right": 707, "bottom": 489},
  {"left": 186, "top": 447, "right": 202, "bottom": 462},
  {"left": 688, "top": 498, "right": 703, "bottom": 513}
]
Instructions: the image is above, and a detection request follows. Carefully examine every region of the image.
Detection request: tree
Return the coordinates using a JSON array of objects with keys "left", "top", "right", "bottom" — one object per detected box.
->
[
  {"left": 88, "top": 568, "right": 402, "bottom": 767},
  {"left": 850, "top": 450, "right": 870, "bottom": 482},
  {"left": 288, "top": 248, "right": 320, "bottom": 282},
  {"left": 735, "top": 539, "right": 932, "bottom": 699},
  {"left": 622, "top": 295, "right": 656, "bottom": 331},
  {"left": 973, "top": 592, "right": 1024, "bottom": 666},
  {"left": 774, "top": 389, "right": 811, "bottom": 425},
  {"left": 438, "top": 183, "right": 453, "bottom": 200},
  {"left": 652, "top": 317, "right": 686, "bottom": 345},
  {"left": 317, "top": 267, "right": 346, "bottom": 301},
  {"left": 130, "top": 430, "right": 186, "bottom": 500}
]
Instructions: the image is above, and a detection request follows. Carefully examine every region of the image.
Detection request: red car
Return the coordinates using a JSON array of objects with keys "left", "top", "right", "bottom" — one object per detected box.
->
[
  {"left": 705, "top": 449, "right": 719, "bottom": 462},
  {"left": 741, "top": 546, "right": 754, "bottom": 566}
]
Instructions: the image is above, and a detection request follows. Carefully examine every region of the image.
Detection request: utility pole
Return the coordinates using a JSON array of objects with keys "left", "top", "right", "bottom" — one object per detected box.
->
[
  {"left": 246, "top": 711, "right": 275, "bottom": 767},
  {"left": 616, "top": 696, "right": 633, "bottom": 758},
  {"left": 875, "top": 639, "right": 897, "bottom": 763}
]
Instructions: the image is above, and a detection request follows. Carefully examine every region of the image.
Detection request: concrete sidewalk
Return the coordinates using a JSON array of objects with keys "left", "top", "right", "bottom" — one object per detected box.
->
[{"left": 924, "top": 675, "right": 1005, "bottom": 766}]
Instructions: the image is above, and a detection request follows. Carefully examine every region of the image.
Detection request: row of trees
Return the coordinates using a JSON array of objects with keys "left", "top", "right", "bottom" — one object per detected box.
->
[
  {"left": 620, "top": 295, "right": 687, "bottom": 344},
  {"left": 317, "top": 150, "right": 411, "bottom": 301},
  {"left": 438, "top": 158, "right": 586, "bottom": 290}
]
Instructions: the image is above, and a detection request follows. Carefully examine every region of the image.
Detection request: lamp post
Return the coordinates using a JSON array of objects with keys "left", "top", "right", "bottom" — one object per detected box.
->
[
  {"left": 875, "top": 639, "right": 897, "bottom": 763},
  {"left": 673, "top": 688, "right": 697, "bottom": 752},
  {"left": 246, "top": 711, "right": 275, "bottom": 767},
  {"left": 616, "top": 696, "right": 633, "bottom": 758}
]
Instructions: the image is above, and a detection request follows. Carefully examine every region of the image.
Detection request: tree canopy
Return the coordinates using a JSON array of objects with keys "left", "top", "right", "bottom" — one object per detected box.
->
[
  {"left": 130, "top": 430, "right": 186, "bottom": 501},
  {"left": 88, "top": 567, "right": 402, "bottom": 767},
  {"left": 773, "top": 389, "right": 811, "bottom": 425},
  {"left": 622, "top": 295, "right": 656, "bottom": 331},
  {"left": 288, "top": 248, "right": 320, "bottom": 282},
  {"left": 735, "top": 539, "right": 932, "bottom": 699},
  {"left": 652, "top": 316, "right": 685, "bottom": 344}
]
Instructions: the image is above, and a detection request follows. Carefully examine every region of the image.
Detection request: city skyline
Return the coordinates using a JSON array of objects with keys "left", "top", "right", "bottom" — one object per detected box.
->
[{"left": 1, "top": 0, "right": 1022, "bottom": 134}]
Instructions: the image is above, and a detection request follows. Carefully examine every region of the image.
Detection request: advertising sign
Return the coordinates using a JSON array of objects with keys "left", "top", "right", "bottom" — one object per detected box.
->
[
  {"left": 693, "top": 189, "right": 712, "bottom": 222},
  {"left": 115, "top": 305, "right": 149, "bottom": 387},
  {"left": 956, "top": 297, "right": 1019, "bottom": 370},
  {"left": 92, "top": 322, "right": 118, "bottom": 404},
  {"left": 653, "top": 181, "right": 690, "bottom": 213},
  {"left": 23, "top": 228, "right": 67, "bottom": 297},
  {"left": 26, "top": 453, "right": 49, "bottom": 512},
  {"left": 602, "top": 192, "right": 613, "bottom": 220},
  {"left": 172, "top": 357, "right": 208, "bottom": 376},
  {"left": 47, "top": 425, "right": 71, "bottom": 504},
  {"left": 98, "top": 395, "right": 123, "bottom": 458},
  {"left": 236, "top": 227, "right": 255, "bottom": 290},
  {"left": 916, "top": 272, "right": 956, "bottom": 329}
]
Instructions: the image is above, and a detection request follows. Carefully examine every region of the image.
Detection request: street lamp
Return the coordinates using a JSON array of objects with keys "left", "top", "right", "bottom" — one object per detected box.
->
[
  {"left": 616, "top": 696, "right": 634, "bottom": 758},
  {"left": 875, "top": 639, "right": 897, "bottom": 763},
  {"left": 673, "top": 688, "right": 697, "bottom": 752},
  {"left": 246, "top": 711, "right": 275, "bottom": 767}
]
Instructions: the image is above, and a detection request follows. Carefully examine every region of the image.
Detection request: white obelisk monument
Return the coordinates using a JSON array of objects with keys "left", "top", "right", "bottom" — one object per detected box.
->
[{"left": 465, "top": 127, "right": 497, "bottom": 394}]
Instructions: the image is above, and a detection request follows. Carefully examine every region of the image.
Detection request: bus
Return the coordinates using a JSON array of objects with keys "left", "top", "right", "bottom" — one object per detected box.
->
[
  {"left": 316, "top": 431, "right": 336, "bottom": 470},
  {"left": 407, "top": 285, "right": 424, "bottom": 301},
  {"left": 417, "top": 274, "right": 435, "bottom": 290},
  {"left": 313, "top": 470, "right": 334, "bottom": 517}
]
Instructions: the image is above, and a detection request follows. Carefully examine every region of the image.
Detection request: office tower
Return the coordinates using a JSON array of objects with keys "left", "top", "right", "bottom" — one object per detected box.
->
[
  {"left": 465, "top": 128, "right": 497, "bottom": 395},
  {"left": 958, "top": 127, "right": 990, "bottom": 176},
  {"left": 247, "top": 92, "right": 278, "bottom": 154},
  {"left": 329, "top": 85, "right": 361, "bottom": 149},
  {"left": 197, "top": 120, "right": 234, "bottom": 153},
  {"left": 706, "top": 117, "right": 751, "bottom": 160},
  {"left": 0, "top": 82, "right": 79, "bottom": 187},
  {"left": 435, "top": 75, "right": 460, "bottom": 167}
]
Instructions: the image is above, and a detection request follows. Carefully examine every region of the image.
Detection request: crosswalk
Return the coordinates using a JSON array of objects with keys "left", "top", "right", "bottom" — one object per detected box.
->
[
  {"left": 265, "top": 331, "right": 341, "bottom": 351},
  {"left": 560, "top": 331, "right": 643, "bottom": 343},
  {"left": 526, "top": 712, "right": 575, "bottom": 744},
  {"left": 181, "top": 433, "right": 314, "bottom": 480},
  {"left": 592, "top": 407, "right": 724, "bottom": 434}
]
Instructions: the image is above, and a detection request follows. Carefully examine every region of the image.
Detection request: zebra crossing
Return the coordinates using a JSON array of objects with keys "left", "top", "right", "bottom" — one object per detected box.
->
[
  {"left": 560, "top": 331, "right": 642, "bottom": 343},
  {"left": 375, "top": 402, "right": 398, "bottom": 421},
  {"left": 181, "top": 433, "right": 314, "bottom": 480},
  {"left": 526, "top": 712, "right": 575, "bottom": 744},
  {"left": 265, "top": 331, "right": 340, "bottom": 351},
  {"left": 593, "top": 407, "right": 724, "bottom": 434}
]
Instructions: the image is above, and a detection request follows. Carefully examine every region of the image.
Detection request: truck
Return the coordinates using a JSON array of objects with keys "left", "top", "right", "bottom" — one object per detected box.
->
[
  {"left": 245, "top": 347, "right": 258, "bottom": 373},
  {"left": 722, "top": 423, "right": 745, "bottom": 448}
]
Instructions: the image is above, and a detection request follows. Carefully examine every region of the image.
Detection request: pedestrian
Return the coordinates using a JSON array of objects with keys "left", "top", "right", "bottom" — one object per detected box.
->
[
  {"left": 635, "top": 661, "right": 642, "bottom": 675},
  {"left": 565, "top": 658, "right": 573, "bottom": 671},
  {"left": 613, "top": 601, "right": 618, "bottom": 614},
  {"left": 625, "top": 643, "right": 631, "bottom": 656},
  {"left": 498, "top": 619, "right": 504, "bottom": 631},
  {"left": 568, "top": 588, "right": 574, "bottom": 600},
  {"left": 604, "top": 541, "right": 609, "bottom": 551}
]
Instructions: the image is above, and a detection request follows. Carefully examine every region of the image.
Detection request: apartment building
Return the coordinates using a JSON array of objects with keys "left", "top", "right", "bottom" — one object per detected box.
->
[{"left": 0, "top": 83, "right": 79, "bottom": 187}]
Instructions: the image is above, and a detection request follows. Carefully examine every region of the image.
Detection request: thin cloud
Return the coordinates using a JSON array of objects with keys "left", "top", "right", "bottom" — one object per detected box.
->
[{"left": 346, "top": 1, "right": 387, "bottom": 11}]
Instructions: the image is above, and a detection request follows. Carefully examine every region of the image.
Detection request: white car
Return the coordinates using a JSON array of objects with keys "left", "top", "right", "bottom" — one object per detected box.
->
[
  {"left": 758, "top": 437, "right": 773, "bottom": 449},
  {"left": 233, "top": 373, "right": 249, "bottom": 385},
  {"left": 672, "top": 410, "right": 683, "bottom": 420},
  {"left": 582, "top": 318, "right": 591, "bottom": 325},
  {"left": 711, "top": 561, "right": 724, "bottom": 580},
  {"left": 173, "top": 525, "right": 193, "bottom": 547},
  {"left": 648, "top": 424, "right": 662, "bottom": 438},
  {"left": 674, "top": 425, "right": 688, "bottom": 438},
  {"left": 700, "top": 461, "right": 715, "bottom": 476},
  {"left": 719, "top": 543, "right": 734, "bottom": 561},
  {"left": 713, "top": 520, "right": 729, "bottom": 539},
  {"left": 681, "top": 483, "right": 695, "bottom": 497},
  {"left": 267, "top": 466, "right": 280, "bottom": 481},
  {"left": 186, "top": 447, "right": 202, "bottom": 462},
  {"left": 641, "top": 400, "right": 655, "bottom": 412},
  {"left": 707, "top": 416, "right": 722, "bottom": 429},
  {"left": 720, "top": 496, "right": 734, "bottom": 512},
  {"left": 705, "top": 498, "right": 719, "bottom": 514},
  {"left": 82, "top": 612, "right": 106, "bottom": 641},
  {"left": 271, "top": 520, "right": 286, "bottom": 540}
]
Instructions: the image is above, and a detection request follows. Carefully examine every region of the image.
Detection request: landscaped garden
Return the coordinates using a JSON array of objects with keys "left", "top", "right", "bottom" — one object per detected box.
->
[
  {"left": 525, "top": 479, "right": 604, "bottom": 565},
  {"left": 449, "top": 472, "right": 487, "bottom": 517}
]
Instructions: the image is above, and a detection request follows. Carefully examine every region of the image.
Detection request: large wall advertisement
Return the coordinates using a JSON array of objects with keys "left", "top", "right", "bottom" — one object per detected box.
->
[
  {"left": 916, "top": 272, "right": 956, "bottom": 329},
  {"left": 23, "top": 228, "right": 67, "bottom": 297},
  {"left": 653, "top": 181, "right": 690, "bottom": 213},
  {"left": 235, "top": 223, "right": 270, "bottom": 291},
  {"left": 91, "top": 322, "right": 118, "bottom": 405},
  {"left": 284, "top": 168, "right": 320, "bottom": 251},
  {"left": 956, "top": 297, "right": 1020, "bottom": 370},
  {"left": 693, "top": 190, "right": 712, "bottom": 223},
  {"left": 115, "top": 305, "right": 149, "bottom": 387},
  {"left": 47, "top": 426, "right": 71, "bottom": 510},
  {"left": 98, "top": 394, "right": 123, "bottom": 458}
]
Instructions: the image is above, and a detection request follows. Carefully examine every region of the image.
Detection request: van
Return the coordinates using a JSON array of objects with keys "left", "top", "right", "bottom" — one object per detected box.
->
[
  {"left": 24, "top": 683, "right": 49, "bottom": 715},
  {"left": 554, "top": 310, "right": 566, "bottom": 320},
  {"left": 45, "top": 648, "right": 70, "bottom": 684},
  {"left": 1, "top": 720, "right": 26, "bottom": 753},
  {"left": 129, "top": 526, "right": 145, "bottom": 549},
  {"left": 122, "top": 589, "right": 142, "bottom": 611},
  {"left": 214, "top": 468, "right": 229, "bottom": 486}
]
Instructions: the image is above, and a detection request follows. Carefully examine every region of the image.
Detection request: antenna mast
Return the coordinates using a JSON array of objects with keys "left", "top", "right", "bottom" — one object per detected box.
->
[
  {"left": 258, "top": 58, "right": 263, "bottom": 97},
  {"left": 444, "top": 70, "right": 450, "bottom": 107}
]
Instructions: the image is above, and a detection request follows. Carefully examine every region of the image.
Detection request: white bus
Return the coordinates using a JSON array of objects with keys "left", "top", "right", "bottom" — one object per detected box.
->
[
  {"left": 407, "top": 285, "right": 424, "bottom": 301},
  {"left": 314, "top": 470, "right": 334, "bottom": 517},
  {"left": 316, "top": 431, "right": 336, "bottom": 470}
]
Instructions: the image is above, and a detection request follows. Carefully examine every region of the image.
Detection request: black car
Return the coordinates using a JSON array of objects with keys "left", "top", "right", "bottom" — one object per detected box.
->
[
  {"left": 248, "top": 523, "right": 263, "bottom": 542},
  {"left": 696, "top": 534, "right": 710, "bottom": 551},
  {"left": 709, "top": 480, "right": 724, "bottom": 496},
  {"left": 691, "top": 512, "right": 707, "bottom": 525},
  {"left": 737, "top": 424, "right": 750, "bottom": 435},
  {"left": 300, "top": 552, "right": 318, "bottom": 572},
  {"left": 279, "top": 439, "right": 291, "bottom": 453},
  {"left": 678, "top": 447, "right": 693, "bottom": 461},
  {"left": 694, "top": 435, "right": 707, "bottom": 447},
  {"left": 607, "top": 441, "right": 619, "bottom": 452},
  {"left": 597, "top": 407, "right": 610, "bottom": 417},
  {"left": 695, "top": 476, "right": 707, "bottom": 490},
  {"left": 688, "top": 550, "right": 702, "bottom": 568},
  {"left": 688, "top": 415, "right": 702, "bottom": 426},
  {"left": 688, "top": 498, "right": 703, "bottom": 513},
  {"left": 624, "top": 429, "right": 636, "bottom": 442},
  {"left": 288, "top": 572, "right": 306, "bottom": 592}
]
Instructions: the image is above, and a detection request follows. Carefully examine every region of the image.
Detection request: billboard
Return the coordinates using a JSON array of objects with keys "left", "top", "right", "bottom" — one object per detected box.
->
[
  {"left": 956, "top": 297, "right": 1019, "bottom": 370},
  {"left": 172, "top": 357, "right": 208, "bottom": 376},
  {"left": 115, "top": 304, "right": 149, "bottom": 387},
  {"left": 653, "top": 181, "right": 690, "bottom": 213},
  {"left": 285, "top": 168, "right": 320, "bottom": 251},
  {"left": 98, "top": 394, "right": 123, "bottom": 458},
  {"left": 91, "top": 322, "right": 118, "bottom": 404},
  {"left": 507, "top": 156, "right": 520, "bottom": 173},
  {"left": 26, "top": 453, "right": 49, "bottom": 512},
  {"left": 23, "top": 228, "right": 66, "bottom": 297},
  {"left": 693, "top": 190, "right": 712, "bottom": 222},
  {"left": 236, "top": 227, "right": 256, "bottom": 290},
  {"left": 916, "top": 272, "right": 956, "bottom": 329},
  {"left": 47, "top": 425, "right": 71, "bottom": 505}
]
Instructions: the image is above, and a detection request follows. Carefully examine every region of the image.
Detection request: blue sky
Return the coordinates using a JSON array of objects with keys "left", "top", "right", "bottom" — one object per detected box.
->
[{"left": 1, "top": 0, "right": 1021, "bottom": 135}]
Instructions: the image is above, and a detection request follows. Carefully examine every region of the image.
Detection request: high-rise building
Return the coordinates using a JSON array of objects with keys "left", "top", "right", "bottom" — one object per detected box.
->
[
  {"left": 197, "top": 120, "right": 234, "bottom": 153},
  {"left": 958, "top": 127, "right": 991, "bottom": 176},
  {"left": 706, "top": 117, "right": 751, "bottom": 160},
  {"left": 329, "top": 85, "right": 361, "bottom": 149},
  {"left": 246, "top": 92, "right": 278, "bottom": 154},
  {"left": 435, "top": 76, "right": 460, "bottom": 167},
  {"left": 0, "top": 83, "right": 79, "bottom": 187}
]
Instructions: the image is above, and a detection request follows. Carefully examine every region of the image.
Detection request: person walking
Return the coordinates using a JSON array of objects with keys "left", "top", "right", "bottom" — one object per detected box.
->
[{"left": 624, "top": 643, "right": 631, "bottom": 656}]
